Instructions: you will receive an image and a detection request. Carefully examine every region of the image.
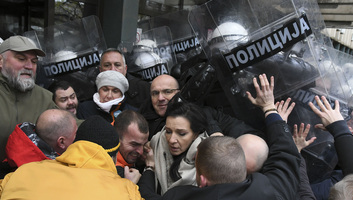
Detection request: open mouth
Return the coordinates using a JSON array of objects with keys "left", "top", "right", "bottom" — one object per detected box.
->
[
  {"left": 67, "top": 108, "right": 76, "bottom": 113},
  {"left": 19, "top": 70, "right": 33, "bottom": 78}
]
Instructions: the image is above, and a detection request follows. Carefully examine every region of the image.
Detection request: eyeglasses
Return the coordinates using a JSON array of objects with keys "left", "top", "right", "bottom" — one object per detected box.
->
[{"left": 151, "top": 89, "right": 179, "bottom": 98}]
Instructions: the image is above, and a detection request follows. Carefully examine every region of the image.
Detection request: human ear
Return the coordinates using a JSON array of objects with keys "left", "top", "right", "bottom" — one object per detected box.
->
[
  {"left": 57, "top": 136, "right": 66, "bottom": 149},
  {"left": 199, "top": 174, "right": 209, "bottom": 188}
]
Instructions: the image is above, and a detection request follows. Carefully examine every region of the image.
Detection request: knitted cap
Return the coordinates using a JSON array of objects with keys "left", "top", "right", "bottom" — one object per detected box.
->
[
  {"left": 95, "top": 71, "right": 129, "bottom": 94},
  {"left": 75, "top": 115, "right": 119, "bottom": 156},
  {"left": 0, "top": 36, "right": 45, "bottom": 56}
]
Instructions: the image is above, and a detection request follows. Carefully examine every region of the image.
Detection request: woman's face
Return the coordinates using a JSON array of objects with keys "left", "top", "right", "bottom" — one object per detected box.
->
[
  {"left": 165, "top": 116, "right": 198, "bottom": 156},
  {"left": 98, "top": 86, "right": 122, "bottom": 103}
]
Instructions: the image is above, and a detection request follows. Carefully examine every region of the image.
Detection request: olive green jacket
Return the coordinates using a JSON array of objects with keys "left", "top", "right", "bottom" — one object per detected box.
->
[{"left": 0, "top": 73, "right": 57, "bottom": 161}]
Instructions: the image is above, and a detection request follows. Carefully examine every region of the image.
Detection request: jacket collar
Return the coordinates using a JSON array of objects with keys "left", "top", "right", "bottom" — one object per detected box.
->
[{"left": 115, "top": 151, "right": 134, "bottom": 168}]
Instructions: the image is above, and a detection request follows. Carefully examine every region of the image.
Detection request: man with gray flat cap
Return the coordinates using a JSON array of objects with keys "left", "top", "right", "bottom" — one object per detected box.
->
[{"left": 0, "top": 36, "right": 57, "bottom": 161}]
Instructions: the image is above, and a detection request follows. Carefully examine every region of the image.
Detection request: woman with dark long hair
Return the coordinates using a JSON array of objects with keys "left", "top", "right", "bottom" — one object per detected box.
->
[{"left": 142, "top": 101, "right": 209, "bottom": 195}]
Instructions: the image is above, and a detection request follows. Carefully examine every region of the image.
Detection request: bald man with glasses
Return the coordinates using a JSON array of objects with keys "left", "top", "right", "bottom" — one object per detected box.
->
[
  {"left": 139, "top": 75, "right": 180, "bottom": 139},
  {"left": 139, "top": 74, "right": 263, "bottom": 140},
  {"left": 149, "top": 75, "right": 180, "bottom": 117}
]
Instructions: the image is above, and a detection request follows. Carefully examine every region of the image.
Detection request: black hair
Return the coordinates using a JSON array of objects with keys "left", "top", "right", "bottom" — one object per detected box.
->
[
  {"left": 166, "top": 101, "right": 208, "bottom": 181},
  {"left": 47, "top": 80, "right": 74, "bottom": 101}
]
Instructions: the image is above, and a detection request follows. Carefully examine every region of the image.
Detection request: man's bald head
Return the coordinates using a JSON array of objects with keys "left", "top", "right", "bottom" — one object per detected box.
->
[
  {"left": 36, "top": 109, "right": 77, "bottom": 154},
  {"left": 150, "top": 74, "right": 179, "bottom": 117},
  {"left": 236, "top": 134, "right": 269, "bottom": 174}
]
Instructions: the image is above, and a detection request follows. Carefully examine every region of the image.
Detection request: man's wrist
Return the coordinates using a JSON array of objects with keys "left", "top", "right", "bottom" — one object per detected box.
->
[
  {"left": 264, "top": 108, "right": 278, "bottom": 115},
  {"left": 262, "top": 105, "right": 276, "bottom": 112}
]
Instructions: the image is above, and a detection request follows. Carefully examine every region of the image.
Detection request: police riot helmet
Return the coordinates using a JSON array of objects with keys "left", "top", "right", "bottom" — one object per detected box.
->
[
  {"left": 209, "top": 21, "right": 249, "bottom": 51},
  {"left": 133, "top": 39, "right": 157, "bottom": 53},
  {"left": 129, "top": 51, "right": 169, "bottom": 82},
  {"left": 54, "top": 50, "right": 77, "bottom": 62}
]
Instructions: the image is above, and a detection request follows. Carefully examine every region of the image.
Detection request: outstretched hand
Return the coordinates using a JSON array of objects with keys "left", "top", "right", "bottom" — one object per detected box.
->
[
  {"left": 292, "top": 123, "right": 316, "bottom": 152},
  {"left": 246, "top": 74, "right": 275, "bottom": 115},
  {"left": 276, "top": 98, "right": 295, "bottom": 123},
  {"left": 308, "top": 96, "right": 344, "bottom": 129}
]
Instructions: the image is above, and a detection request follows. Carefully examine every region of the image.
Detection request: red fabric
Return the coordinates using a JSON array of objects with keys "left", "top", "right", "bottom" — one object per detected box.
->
[{"left": 6, "top": 124, "right": 50, "bottom": 168}]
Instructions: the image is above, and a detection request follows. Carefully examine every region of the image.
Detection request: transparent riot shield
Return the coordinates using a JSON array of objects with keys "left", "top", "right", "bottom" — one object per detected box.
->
[
  {"left": 287, "top": 45, "right": 353, "bottom": 183},
  {"left": 23, "top": 15, "right": 106, "bottom": 101},
  {"left": 318, "top": 46, "right": 353, "bottom": 123},
  {"left": 121, "top": 26, "right": 176, "bottom": 82},
  {"left": 136, "top": 10, "right": 218, "bottom": 104},
  {"left": 138, "top": 10, "right": 203, "bottom": 65},
  {"left": 189, "top": 0, "right": 329, "bottom": 98},
  {"left": 189, "top": 0, "right": 349, "bottom": 184},
  {"left": 188, "top": 0, "right": 325, "bottom": 126}
]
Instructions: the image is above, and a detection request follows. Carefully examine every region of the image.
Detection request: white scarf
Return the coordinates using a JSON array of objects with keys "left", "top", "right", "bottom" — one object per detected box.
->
[
  {"left": 93, "top": 93, "right": 125, "bottom": 113},
  {"left": 150, "top": 126, "right": 209, "bottom": 195}
]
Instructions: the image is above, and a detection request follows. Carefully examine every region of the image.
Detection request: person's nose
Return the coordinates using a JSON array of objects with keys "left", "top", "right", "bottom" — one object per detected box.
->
[
  {"left": 169, "top": 133, "right": 178, "bottom": 143},
  {"left": 106, "top": 91, "right": 113, "bottom": 100},
  {"left": 67, "top": 98, "right": 74, "bottom": 105},
  {"left": 136, "top": 146, "right": 144, "bottom": 155},
  {"left": 24, "top": 59, "right": 34, "bottom": 69},
  {"left": 158, "top": 92, "right": 165, "bottom": 101},
  {"left": 112, "top": 67, "right": 120, "bottom": 72}
]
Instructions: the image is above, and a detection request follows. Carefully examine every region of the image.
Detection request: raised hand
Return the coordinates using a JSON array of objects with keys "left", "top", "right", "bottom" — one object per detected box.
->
[
  {"left": 276, "top": 97, "right": 295, "bottom": 123},
  {"left": 292, "top": 123, "right": 316, "bottom": 152},
  {"left": 308, "top": 96, "right": 344, "bottom": 129},
  {"left": 246, "top": 74, "right": 276, "bottom": 116}
]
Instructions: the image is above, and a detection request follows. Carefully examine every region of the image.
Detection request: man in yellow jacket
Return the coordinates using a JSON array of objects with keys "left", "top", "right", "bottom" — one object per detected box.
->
[{"left": 0, "top": 115, "right": 144, "bottom": 200}]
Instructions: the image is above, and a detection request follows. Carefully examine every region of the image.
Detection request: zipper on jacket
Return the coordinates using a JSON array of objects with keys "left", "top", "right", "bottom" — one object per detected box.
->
[{"left": 15, "top": 93, "right": 19, "bottom": 122}]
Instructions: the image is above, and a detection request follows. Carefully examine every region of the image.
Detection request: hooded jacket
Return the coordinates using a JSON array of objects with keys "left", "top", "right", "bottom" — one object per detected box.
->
[
  {"left": 0, "top": 73, "right": 57, "bottom": 161},
  {"left": 0, "top": 141, "right": 144, "bottom": 200}
]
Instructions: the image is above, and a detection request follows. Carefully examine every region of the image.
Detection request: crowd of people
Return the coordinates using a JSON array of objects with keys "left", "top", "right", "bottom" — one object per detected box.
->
[{"left": 0, "top": 35, "right": 352, "bottom": 200}]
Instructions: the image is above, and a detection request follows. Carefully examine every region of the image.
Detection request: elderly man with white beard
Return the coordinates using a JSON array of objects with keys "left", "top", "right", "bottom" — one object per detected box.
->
[{"left": 0, "top": 36, "right": 57, "bottom": 161}]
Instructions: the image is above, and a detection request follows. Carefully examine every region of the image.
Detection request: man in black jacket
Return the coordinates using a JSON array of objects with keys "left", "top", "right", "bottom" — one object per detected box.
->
[
  {"left": 139, "top": 74, "right": 263, "bottom": 140},
  {"left": 138, "top": 74, "right": 301, "bottom": 200}
]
